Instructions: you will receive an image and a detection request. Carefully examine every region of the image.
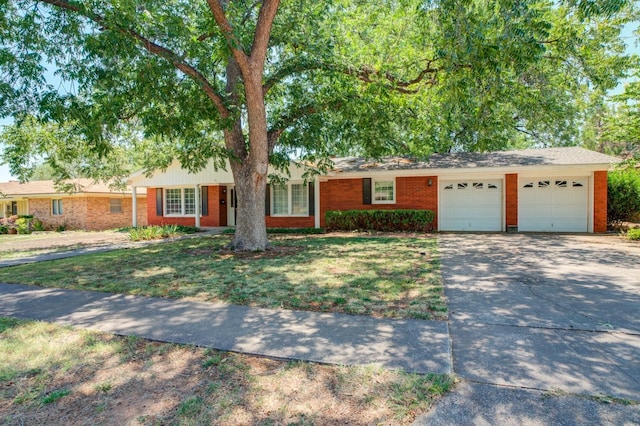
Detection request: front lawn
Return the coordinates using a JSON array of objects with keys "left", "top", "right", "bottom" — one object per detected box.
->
[
  {"left": 0, "top": 234, "right": 446, "bottom": 319},
  {"left": 0, "top": 318, "right": 454, "bottom": 425}
]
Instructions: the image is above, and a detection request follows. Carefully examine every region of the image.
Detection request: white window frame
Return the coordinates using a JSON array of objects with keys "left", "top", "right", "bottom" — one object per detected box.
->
[
  {"left": 270, "top": 182, "right": 309, "bottom": 217},
  {"left": 164, "top": 188, "right": 197, "bottom": 217},
  {"left": 372, "top": 178, "right": 396, "bottom": 204},
  {"left": 52, "top": 199, "right": 63, "bottom": 216}
]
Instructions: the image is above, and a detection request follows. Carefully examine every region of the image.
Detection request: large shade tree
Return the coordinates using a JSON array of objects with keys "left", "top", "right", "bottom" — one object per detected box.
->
[{"left": 0, "top": 0, "right": 635, "bottom": 250}]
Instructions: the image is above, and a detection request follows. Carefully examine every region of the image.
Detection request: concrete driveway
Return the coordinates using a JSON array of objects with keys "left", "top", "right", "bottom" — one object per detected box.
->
[{"left": 416, "top": 234, "right": 640, "bottom": 425}]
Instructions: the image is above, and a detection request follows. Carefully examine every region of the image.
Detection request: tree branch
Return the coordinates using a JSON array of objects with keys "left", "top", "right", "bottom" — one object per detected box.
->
[
  {"left": 263, "top": 58, "right": 443, "bottom": 96},
  {"left": 39, "top": 0, "right": 230, "bottom": 119},
  {"left": 267, "top": 100, "right": 342, "bottom": 152},
  {"left": 250, "top": 0, "right": 280, "bottom": 67},
  {"left": 207, "top": 0, "right": 250, "bottom": 74},
  {"left": 514, "top": 126, "right": 540, "bottom": 139}
]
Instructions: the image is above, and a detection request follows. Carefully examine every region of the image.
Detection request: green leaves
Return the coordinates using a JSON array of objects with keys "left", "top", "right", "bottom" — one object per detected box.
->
[{"left": 0, "top": 0, "right": 637, "bottom": 183}]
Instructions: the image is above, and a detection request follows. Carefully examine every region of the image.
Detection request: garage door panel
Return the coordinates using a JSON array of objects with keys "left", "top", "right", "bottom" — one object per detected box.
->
[
  {"left": 440, "top": 180, "right": 503, "bottom": 231},
  {"left": 519, "top": 177, "right": 588, "bottom": 232}
]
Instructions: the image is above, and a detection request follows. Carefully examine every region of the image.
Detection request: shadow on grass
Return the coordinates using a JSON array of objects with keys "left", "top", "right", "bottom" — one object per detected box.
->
[{"left": 0, "top": 235, "right": 445, "bottom": 320}]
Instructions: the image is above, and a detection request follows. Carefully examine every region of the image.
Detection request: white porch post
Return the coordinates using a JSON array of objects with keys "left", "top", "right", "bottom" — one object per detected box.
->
[
  {"left": 131, "top": 186, "right": 138, "bottom": 227},
  {"left": 314, "top": 177, "right": 321, "bottom": 229},
  {"left": 195, "top": 184, "right": 201, "bottom": 228}
]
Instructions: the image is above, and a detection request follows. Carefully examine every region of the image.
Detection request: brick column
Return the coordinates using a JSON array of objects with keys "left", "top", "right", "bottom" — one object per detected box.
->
[
  {"left": 593, "top": 171, "right": 608, "bottom": 233},
  {"left": 505, "top": 173, "right": 518, "bottom": 229}
]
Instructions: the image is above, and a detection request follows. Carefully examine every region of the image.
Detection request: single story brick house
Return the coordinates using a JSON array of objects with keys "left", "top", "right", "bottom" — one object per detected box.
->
[
  {"left": 0, "top": 179, "right": 147, "bottom": 231},
  {"left": 127, "top": 147, "right": 619, "bottom": 233}
]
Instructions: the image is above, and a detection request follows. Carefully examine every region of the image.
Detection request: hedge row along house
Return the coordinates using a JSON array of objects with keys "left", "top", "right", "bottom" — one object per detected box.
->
[
  {"left": 127, "top": 147, "right": 618, "bottom": 233},
  {"left": 0, "top": 179, "right": 147, "bottom": 231}
]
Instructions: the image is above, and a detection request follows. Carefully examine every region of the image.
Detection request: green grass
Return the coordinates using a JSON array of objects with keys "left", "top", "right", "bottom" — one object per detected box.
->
[
  {"left": 0, "top": 244, "right": 90, "bottom": 261},
  {"left": 0, "top": 318, "right": 454, "bottom": 424},
  {"left": 0, "top": 234, "right": 446, "bottom": 319}
]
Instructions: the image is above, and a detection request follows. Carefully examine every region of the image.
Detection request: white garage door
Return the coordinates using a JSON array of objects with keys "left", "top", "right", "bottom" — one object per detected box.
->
[
  {"left": 439, "top": 180, "right": 503, "bottom": 231},
  {"left": 519, "top": 178, "right": 588, "bottom": 232}
]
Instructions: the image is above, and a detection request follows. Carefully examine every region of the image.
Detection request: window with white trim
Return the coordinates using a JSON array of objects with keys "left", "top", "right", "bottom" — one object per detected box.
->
[
  {"left": 373, "top": 179, "right": 395, "bottom": 204},
  {"left": 165, "top": 188, "right": 197, "bottom": 216},
  {"left": 271, "top": 182, "right": 308, "bottom": 216},
  {"left": 52, "top": 199, "right": 63, "bottom": 216}
]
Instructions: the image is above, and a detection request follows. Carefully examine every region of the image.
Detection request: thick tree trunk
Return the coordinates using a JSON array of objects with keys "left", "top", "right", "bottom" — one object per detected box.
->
[
  {"left": 210, "top": 1, "right": 280, "bottom": 251},
  {"left": 225, "top": 63, "right": 271, "bottom": 251},
  {"left": 228, "top": 156, "right": 269, "bottom": 251}
]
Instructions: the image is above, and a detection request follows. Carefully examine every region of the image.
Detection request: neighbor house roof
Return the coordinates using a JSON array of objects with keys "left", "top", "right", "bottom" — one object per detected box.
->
[
  {"left": 331, "top": 147, "right": 620, "bottom": 173},
  {"left": 0, "top": 178, "right": 146, "bottom": 197}
]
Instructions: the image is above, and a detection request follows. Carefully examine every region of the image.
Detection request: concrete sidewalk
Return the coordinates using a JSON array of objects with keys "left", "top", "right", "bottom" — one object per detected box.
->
[{"left": 0, "top": 283, "right": 451, "bottom": 374}]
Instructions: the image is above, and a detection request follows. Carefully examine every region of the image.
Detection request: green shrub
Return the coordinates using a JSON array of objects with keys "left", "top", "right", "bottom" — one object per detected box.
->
[
  {"left": 13, "top": 217, "right": 44, "bottom": 234},
  {"left": 608, "top": 166, "right": 640, "bottom": 225},
  {"left": 0, "top": 225, "right": 8, "bottom": 234},
  {"left": 31, "top": 218, "right": 45, "bottom": 231},
  {"left": 127, "top": 225, "right": 199, "bottom": 241},
  {"left": 325, "top": 209, "right": 435, "bottom": 232},
  {"left": 627, "top": 228, "right": 640, "bottom": 240}
]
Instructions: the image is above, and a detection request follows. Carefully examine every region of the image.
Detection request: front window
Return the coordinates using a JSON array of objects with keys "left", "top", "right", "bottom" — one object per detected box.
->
[
  {"left": 184, "top": 188, "right": 196, "bottom": 215},
  {"left": 271, "top": 182, "right": 308, "bottom": 216},
  {"left": 373, "top": 180, "right": 395, "bottom": 204},
  {"left": 165, "top": 188, "right": 197, "bottom": 216},
  {"left": 52, "top": 199, "right": 63, "bottom": 216},
  {"left": 272, "top": 185, "right": 289, "bottom": 215},
  {"left": 165, "top": 189, "right": 182, "bottom": 215},
  {"left": 109, "top": 199, "right": 123, "bottom": 214}
]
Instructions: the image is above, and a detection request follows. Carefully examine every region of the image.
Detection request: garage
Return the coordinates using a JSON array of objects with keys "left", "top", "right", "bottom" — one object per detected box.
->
[
  {"left": 439, "top": 180, "right": 503, "bottom": 231},
  {"left": 518, "top": 178, "right": 588, "bottom": 232}
]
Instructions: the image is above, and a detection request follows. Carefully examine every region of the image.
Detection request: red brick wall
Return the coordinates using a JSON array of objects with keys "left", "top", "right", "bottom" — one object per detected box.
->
[
  {"left": 505, "top": 173, "right": 518, "bottom": 227},
  {"left": 30, "top": 197, "right": 85, "bottom": 230},
  {"left": 84, "top": 196, "right": 147, "bottom": 230},
  {"left": 319, "top": 176, "right": 439, "bottom": 229},
  {"left": 593, "top": 170, "right": 608, "bottom": 233},
  {"left": 266, "top": 216, "right": 315, "bottom": 228},
  {"left": 28, "top": 196, "right": 145, "bottom": 230}
]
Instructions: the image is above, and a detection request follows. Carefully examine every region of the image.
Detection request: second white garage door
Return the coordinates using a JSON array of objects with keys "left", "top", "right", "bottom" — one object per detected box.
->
[
  {"left": 518, "top": 178, "right": 588, "bottom": 232},
  {"left": 439, "top": 180, "right": 503, "bottom": 231}
]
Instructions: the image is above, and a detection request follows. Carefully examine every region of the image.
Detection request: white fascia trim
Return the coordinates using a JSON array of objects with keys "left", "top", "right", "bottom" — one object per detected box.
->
[{"left": 321, "top": 164, "right": 609, "bottom": 180}]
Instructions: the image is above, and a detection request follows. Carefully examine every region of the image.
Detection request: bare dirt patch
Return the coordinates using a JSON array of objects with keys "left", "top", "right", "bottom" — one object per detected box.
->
[
  {"left": 1, "top": 321, "right": 452, "bottom": 425},
  {"left": 217, "top": 244, "right": 305, "bottom": 259}
]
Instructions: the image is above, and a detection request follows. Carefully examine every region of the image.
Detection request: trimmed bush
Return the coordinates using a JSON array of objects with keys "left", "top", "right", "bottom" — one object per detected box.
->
[
  {"left": 325, "top": 209, "right": 435, "bottom": 232},
  {"left": 608, "top": 166, "right": 640, "bottom": 225},
  {"left": 14, "top": 217, "right": 44, "bottom": 234},
  {"left": 127, "top": 225, "right": 199, "bottom": 241}
]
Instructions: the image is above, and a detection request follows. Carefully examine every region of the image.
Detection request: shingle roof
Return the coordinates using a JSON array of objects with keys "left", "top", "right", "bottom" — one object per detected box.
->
[
  {"left": 331, "top": 147, "right": 620, "bottom": 173},
  {"left": 0, "top": 178, "right": 143, "bottom": 197}
]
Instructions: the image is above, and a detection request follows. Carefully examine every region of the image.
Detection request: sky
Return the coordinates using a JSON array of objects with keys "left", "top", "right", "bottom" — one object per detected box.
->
[{"left": 1, "top": 20, "right": 638, "bottom": 182}]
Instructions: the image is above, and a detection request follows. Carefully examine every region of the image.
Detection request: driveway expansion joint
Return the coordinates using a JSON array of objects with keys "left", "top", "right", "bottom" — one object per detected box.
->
[{"left": 455, "top": 319, "right": 640, "bottom": 336}]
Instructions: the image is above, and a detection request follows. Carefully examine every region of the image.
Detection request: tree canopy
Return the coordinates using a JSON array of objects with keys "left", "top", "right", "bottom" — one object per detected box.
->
[{"left": 0, "top": 0, "right": 637, "bottom": 249}]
